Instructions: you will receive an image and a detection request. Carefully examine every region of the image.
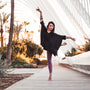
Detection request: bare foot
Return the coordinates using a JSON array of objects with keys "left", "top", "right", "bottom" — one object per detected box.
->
[{"left": 48, "top": 75, "right": 52, "bottom": 81}]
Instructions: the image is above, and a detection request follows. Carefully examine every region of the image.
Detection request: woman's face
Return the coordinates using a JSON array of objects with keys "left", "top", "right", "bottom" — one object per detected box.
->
[{"left": 48, "top": 23, "right": 54, "bottom": 31}]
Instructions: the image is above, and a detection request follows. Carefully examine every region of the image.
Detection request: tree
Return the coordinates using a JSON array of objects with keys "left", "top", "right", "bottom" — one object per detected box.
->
[
  {"left": 13, "top": 23, "right": 22, "bottom": 40},
  {"left": 0, "top": 1, "right": 7, "bottom": 47},
  {"left": 6, "top": 0, "right": 14, "bottom": 63},
  {"left": 0, "top": 12, "right": 10, "bottom": 47}
]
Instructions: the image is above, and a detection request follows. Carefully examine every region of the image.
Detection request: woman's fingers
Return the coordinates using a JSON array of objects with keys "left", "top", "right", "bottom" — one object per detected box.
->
[
  {"left": 36, "top": 7, "right": 41, "bottom": 12},
  {"left": 36, "top": 7, "right": 42, "bottom": 13}
]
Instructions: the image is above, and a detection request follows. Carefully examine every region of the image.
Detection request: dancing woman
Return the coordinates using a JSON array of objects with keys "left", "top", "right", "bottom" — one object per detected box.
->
[{"left": 36, "top": 8, "right": 76, "bottom": 81}]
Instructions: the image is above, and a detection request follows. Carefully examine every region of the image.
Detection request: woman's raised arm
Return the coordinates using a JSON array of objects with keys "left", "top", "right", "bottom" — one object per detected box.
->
[{"left": 36, "top": 7, "right": 43, "bottom": 22}]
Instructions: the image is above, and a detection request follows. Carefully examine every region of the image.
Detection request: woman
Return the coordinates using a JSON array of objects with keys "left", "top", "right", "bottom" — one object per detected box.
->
[{"left": 36, "top": 8, "right": 76, "bottom": 81}]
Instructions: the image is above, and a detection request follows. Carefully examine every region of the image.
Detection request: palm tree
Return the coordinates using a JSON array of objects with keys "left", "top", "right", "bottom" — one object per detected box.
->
[
  {"left": 0, "top": 1, "right": 7, "bottom": 9},
  {"left": 13, "top": 23, "right": 22, "bottom": 40},
  {"left": 23, "top": 21, "right": 30, "bottom": 32},
  {"left": 0, "top": 1, "right": 7, "bottom": 47},
  {"left": 0, "top": 12, "right": 10, "bottom": 47},
  {"left": 6, "top": 0, "right": 14, "bottom": 63}
]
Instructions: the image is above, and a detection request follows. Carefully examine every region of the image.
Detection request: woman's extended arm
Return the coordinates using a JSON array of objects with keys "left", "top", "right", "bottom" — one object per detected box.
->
[
  {"left": 61, "top": 36, "right": 75, "bottom": 46},
  {"left": 66, "top": 36, "right": 76, "bottom": 41},
  {"left": 36, "top": 7, "right": 43, "bottom": 22}
]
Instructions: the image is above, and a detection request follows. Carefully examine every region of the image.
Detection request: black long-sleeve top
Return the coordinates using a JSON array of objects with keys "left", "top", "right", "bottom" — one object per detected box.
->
[{"left": 40, "top": 21, "right": 66, "bottom": 56}]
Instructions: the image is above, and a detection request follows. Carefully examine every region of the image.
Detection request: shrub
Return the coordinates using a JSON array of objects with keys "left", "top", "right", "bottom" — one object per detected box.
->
[
  {"left": 33, "top": 58, "right": 40, "bottom": 65},
  {"left": 0, "top": 59, "right": 9, "bottom": 77},
  {"left": 11, "top": 58, "right": 38, "bottom": 68},
  {"left": 39, "top": 60, "right": 48, "bottom": 65},
  {"left": 12, "top": 40, "right": 27, "bottom": 60},
  {"left": 12, "top": 40, "right": 43, "bottom": 59},
  {"left": 11, "top": 58, "right": 27, "bottom": 67},
  {"left": 0, "top": 47, "right": 7, "bottom": 60},
  {"left": 1, "top": 52, "right": 7, "bottom": 60},
  {"left": 71, "top": 47, "right": 77, "bottom": 53},
  {"left": 65, "top": 51, "right": 72, "bottom": 56},
  {"left": 85, "top": 43, "right": 90, "bottom": 51},
  {"left": 65, "top": 47, "right": 78, "bottom": 56},
  {"left": 0, "top": 47, "right": 7, "bottom": 54},
  {"left": 26, "top": 41, "right": 38, "bottom": 57},
  {"left": 23, "top": 64, "right": 38, "bottom": 68},
  {"left": 37, "top": 47, "right": 43, "bottom": 56}
]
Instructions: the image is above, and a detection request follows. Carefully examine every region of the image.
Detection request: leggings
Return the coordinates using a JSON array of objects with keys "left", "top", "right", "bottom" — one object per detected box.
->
[{"left": 47, "top": 51, "right": 52, "bottom": 73}]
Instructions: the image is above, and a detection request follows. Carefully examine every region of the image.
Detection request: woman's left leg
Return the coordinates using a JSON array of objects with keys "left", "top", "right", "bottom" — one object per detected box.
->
[{"left": 47, "top": 51, "right": 52, "bottom": 80}]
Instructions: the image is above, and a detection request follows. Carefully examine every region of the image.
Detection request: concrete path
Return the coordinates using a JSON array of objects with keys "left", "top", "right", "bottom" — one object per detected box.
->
[
  {"left": 7, "top": 68, "right": 42, "bottom": 74},
  {"left": 6, "top": 64, "right": 90, "bottom": 90}
]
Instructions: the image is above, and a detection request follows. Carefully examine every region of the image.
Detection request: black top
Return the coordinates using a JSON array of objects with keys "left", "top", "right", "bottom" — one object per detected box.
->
[{"left": 40, "top": 21, "right": 66, "bottom": 56}]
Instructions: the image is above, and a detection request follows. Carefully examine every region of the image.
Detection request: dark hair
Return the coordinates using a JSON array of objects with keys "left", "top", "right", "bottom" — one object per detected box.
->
[{"left": 47, "top": 21, "right": 55, "bottom": 33}]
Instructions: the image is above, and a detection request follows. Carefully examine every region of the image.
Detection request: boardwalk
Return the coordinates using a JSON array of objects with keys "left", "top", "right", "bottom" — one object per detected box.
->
[{"left": 6, "top": 64, "right": 90, "bottom": 90}]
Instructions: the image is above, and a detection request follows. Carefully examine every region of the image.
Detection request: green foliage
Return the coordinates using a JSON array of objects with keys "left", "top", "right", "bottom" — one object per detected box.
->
[
  {"left": 65, "top": 51, "right": 72, "bottom": 56},
  {"left": 12, "top": 40, "right": 43, "bottom": 59},
  {"left": 1, "top": 52, "right": 7, "bottom": 60},
  {"left": 0, "top": 47, "right": 7, "bottom": 54},
  {"left": 0, "top": 40, "right": 43, "bottom": 68},
  {"left": 71, "top": 47, "right": 76, "bottom": 53},
  {"left": 0, "top": 47, "right": 7, "bottom": 60},
  {"left": 85, "top": 43, "right": 90, "bottom": 51},
  {"left": 11, "top": 58, "right": 27, "bottom": 67},
  {"left": 26, "top": 41, "right": 38, "bottom": 57},
  {"left": 65, "top": 47, "right": 77, "bottom": 56},
  {"left": 39, "top": 60, "right": 48, "bottom": 65},
  {"left": 24, "top": 40, "right": 43, "bottom": 58},
  {"left": 33, "top": 58, "right": 40, "bottom": 65},
  {"left": 12, "top": 40, "right": 26, "bottom": 56},
  {"left": 11, "top": 59, "right": 38, "bottom": 68},
  {"left": 0, "top": 59, "right": 9, "bottom": 77},
  {"left": 37, "top": 47, "right": 43, "bottom": 56}
]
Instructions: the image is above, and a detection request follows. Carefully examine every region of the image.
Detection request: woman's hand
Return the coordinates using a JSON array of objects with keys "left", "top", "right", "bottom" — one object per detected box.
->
[
  {"left": 36, "top": 7, "right": 42, "bottom": 13},
  {"left": 71, "top": 38, "right": 76, "bottom": 41},
  {"left": 66, "top": 36, "right": 76, "bottom": 41},
  {"left": 36, "top": 7, "right": 43, "bottom": 22}
]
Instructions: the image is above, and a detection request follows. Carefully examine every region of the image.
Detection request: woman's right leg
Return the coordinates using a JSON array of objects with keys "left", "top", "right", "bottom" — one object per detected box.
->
[{"left": 47, "top": 51, "right": 52, "bottom": 80}]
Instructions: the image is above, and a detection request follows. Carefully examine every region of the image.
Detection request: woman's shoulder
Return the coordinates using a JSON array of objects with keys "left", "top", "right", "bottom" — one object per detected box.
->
[
  {"left": 53, "top": 33, "right": 66, "bottom": 39},
  {"left": 54, "top": 33, "right": 66, "bottom": 36},
  {"left": 53, "top": 33, "right": 60, "bottom": 37}
]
